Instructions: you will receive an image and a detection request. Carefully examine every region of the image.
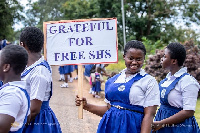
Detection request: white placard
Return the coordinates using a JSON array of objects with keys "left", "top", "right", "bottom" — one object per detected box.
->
[{"left": 44, "top": 18, "right": 118, "bottom": 65}]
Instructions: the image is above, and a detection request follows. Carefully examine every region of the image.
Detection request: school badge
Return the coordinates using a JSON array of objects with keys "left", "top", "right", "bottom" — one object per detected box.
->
[
  {"left": 118, "top": 85, "right": 125, "bottom": 91},
  {"left": 161, "top": 89, "right": 166, "bottom": 98}
]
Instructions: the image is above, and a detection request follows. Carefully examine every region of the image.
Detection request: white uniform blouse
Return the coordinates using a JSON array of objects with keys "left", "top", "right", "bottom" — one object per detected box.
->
[
  {"left": 22, "top": 57, "right": 52, "bottom": 101},
  {"left": 105, "top": 68, "right": 160, "bottom": 108},
  {"left": 161, "top": 67, "right": 200, "bottom": 111},
  {"left": 0, "top": 81, "right": 29, "bottom": 131}
]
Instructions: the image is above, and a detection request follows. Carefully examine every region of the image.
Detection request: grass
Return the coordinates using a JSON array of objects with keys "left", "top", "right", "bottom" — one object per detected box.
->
[{"left": 195, "top": 98, "right": 200, "bottom": 124}]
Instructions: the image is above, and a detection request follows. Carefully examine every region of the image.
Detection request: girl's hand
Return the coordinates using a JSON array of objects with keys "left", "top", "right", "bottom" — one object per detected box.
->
[
  {"left": 75, "top": 95, "right": 87, "bottom": 108},
  {"left": 151, "top": 121, "right": 164, "bottom": 132}
]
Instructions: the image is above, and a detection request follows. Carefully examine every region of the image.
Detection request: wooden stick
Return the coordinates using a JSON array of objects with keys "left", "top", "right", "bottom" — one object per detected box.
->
[{"left": 78, "top": 65, "right": 83, "bottom": 119}]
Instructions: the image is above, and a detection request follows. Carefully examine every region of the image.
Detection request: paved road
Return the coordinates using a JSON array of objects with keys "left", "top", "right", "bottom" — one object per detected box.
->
[{"left": 49, "top": 66, "right": 106, "bottom": 133}]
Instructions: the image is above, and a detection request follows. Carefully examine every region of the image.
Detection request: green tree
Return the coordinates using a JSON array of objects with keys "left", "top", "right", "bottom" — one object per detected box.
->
[
  {"left": 24, "top": 0, "right": 200, "bottom": 50},
  {"left": 0, "top": 0, "right": 24, "bottom": 41},
  {"left": 24, "top": 0, "right": 67, "bottom": 29}
]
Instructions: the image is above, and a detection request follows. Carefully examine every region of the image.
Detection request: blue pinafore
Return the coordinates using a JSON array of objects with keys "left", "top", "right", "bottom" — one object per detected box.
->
[
  {"left": 21, "top": 60, "right": 62, "bottom": 133},
  {"left": 97, "top": 73, "right": 146, "bottom": 133},
  {"left": 0, "top": 83, "right": 30, "bottom": 133},
  {"left": 92, "top": 73, "right": 101, "bottom": 92},
  {"left": 154, "top": 73, "right": 199, "bottom": 133}
]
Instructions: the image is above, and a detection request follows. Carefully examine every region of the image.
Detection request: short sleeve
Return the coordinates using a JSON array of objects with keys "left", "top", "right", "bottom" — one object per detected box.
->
[
  {"left": 29, "top": 66, "right": 49, "bottom": 101},
  {"left": 0, "top": 92, "right": 21, "bottom": 119},
  {"left": 181, "top": 80, "right": 199, "bottom": 110},
  {"left": 143, "top": 77, "right": 160, "bottom": 107}
]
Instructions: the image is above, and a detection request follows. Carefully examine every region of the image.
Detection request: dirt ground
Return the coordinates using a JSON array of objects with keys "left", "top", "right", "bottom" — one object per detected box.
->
[{"left": 49, "top": 65, "right": 106, "bottom": 133}]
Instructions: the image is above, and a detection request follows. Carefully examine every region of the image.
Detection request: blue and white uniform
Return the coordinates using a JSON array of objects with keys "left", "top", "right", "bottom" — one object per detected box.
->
[
  {"left": 21, "top": 57, "right": 62, "bottom": 133},
  {"left": 154, "top": 67, "right": 200, "bottom": 133},
  {"left": 91, "top": 72, "right": 103, "bottom": 92},
  {"left": 98, "top": 68, "right": 160, "bottom": 133},
  {"left": 0, "top": 81, "right": 30, "bottom": 133}
]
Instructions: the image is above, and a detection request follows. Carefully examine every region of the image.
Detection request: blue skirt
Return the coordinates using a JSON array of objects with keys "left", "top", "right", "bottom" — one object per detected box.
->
[
  {"left": 154, "top": 105, "right": 199, "bottom": 133},
  {"left": 22, "top": 101, "right": 62, "bottom": 133},
  {"left": 97, "top": 106, "right": 144, "bottom": 133},
  {"left": 92, "top": 81, "right": 101, "bottom": 92},
  {"left": 74, "top": 65, "right": 78, "bottom": 69},
  {"left": 59, "top": 65, "right": 74, "bottom": 74}
]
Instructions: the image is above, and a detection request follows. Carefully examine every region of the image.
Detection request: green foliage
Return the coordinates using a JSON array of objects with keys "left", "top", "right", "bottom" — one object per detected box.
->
[
  {"left": 4, "top": 0, "right": 200, "bottom": 46},
  {"left": 106, "top": 51, "right": 125, "bottom": 73},
  {"left": 0, "top": 0, "right": 24, "bottom": 41},
  {"left": 195, "top": 98, "right": 200, "bottom": 124},
  {"left": 142, "top": 37, "right": 164, "bottom": 56},
  {"left": 62, "top": 0, "right": 99, "bottom": 20}
]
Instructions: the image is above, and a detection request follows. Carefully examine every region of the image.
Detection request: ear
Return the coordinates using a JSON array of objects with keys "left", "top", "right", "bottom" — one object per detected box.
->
[
  {"left": 20, "top": 42, "right": 25, "bottom": 47},
  {"left": 123, "top": 54, "right": 125, "bottom": 60},
  {"left": 3, "top": 64, "right": 11, "bottom": 73},
  {"left": 171, "top": 59, "right": 178, "bottom": 65}
]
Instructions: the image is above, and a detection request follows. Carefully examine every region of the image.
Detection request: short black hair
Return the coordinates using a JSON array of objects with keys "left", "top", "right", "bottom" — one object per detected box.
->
[
  {"left": 20, "top": 27, "right": 44, "bottom": 53},
  {"left": 124, "top": 40, "right": 146, "bottom": 56},
  {"left": 167, "top": 42, "right": 186, "bottom": 66},
  {"left": 1, "top": 45, "right": 28, "bottom": 74}
]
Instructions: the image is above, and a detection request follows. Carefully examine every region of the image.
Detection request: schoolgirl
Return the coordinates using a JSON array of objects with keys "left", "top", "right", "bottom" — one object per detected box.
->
[
  {"left": 90, "top": 67, "right": 104, "bottom": 98},
  {"left": 20, "top": 27, "right": 62, "bottom": 133},
  {"left": 76, "top": 40, "right": 160, "bottom": 133},
  {"left": 152, "top": 42, "right": 200, "bottom": 132},
  {"left": 0, "top": 45, "right": 30, "bottom": 133}
]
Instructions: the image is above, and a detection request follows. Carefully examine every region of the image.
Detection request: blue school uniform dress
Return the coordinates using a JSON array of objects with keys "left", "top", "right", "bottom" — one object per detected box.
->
[
  {"left": 0, "top": 82, "right": 30, "bottom": 133},
  {"left": 84, "top": 64, "right": 95, "bottom": 77},
  {"left": 92, "top": 73, "right": 101, "bottom": 92},
  {"left": 21, "top": 58, "right": 62, "bottom": 133},
  {"left": 74, "top": 65, "right": 78, "bottom": 69},
  {"left": 97, "top": 73, "right": 147, "bottom": 133},
  {"left": 154, "top": 72, "right": 200, "bottom": 133},
  {"left": 59, "top": 65, "right": 74, "bottom": 74}
]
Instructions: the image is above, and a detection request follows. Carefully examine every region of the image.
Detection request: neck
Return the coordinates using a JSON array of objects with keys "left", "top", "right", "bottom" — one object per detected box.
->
[
  {"left": 170, "top": 66, "right": 182, "bottom": 75},
  {"left": 3, "top": 75, "right": 21, "bottom": 84},
  {"left": 27, "top": 52, "right": 42, "bottom": 67}
]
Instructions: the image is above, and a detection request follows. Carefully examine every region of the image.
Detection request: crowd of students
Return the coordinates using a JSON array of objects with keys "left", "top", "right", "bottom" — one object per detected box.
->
[{"left": 0, "top": 27, "right": 200, "bottom": 133}]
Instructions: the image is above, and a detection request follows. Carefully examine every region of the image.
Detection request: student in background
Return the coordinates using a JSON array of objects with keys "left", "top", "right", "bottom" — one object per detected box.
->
[
  {"left": 152, "top": 43, "right": 200, "bottom": 133},
  {"left": 96, "top": 64, "right": 110, "bottom": 77},
  {"left": 0, "top": 45, "right": 30, "bottom": 133},
  {"left": 59, "top": 65, "right": 74, "bottom": 88},
  {"left": 90, "top": 67, "right": 104, "bottom": 98},
  {"left": 20, "top": 27, "right": 62, "bottom": 133}
]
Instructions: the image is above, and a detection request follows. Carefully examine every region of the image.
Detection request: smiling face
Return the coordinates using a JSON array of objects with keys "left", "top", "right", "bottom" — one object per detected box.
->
[{"left": 123, "top": 48, "right": 144, "bottom": 75}]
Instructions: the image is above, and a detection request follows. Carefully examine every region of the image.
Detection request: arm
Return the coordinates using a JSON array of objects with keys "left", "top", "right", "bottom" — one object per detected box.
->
[
  {"left": 75, "top": 95, "right": 110, "bottom": 117},
  {"left": 0, "top": 114, "right": 15, "bottom": 133},
  {"left": 152, "top": 80, "right": 199, "bottom": 131},
  {"left": 101, "top": 68, "right": 110, "bottom": 77},
  {"left": 140, "top": 105, "right": 157, "bottom": 133},
  {"left": 152, "top": 110, "right": 194, "bottom": 131},
  {"left": 29, "top": 99, "right": 42, "bottom": 122}
]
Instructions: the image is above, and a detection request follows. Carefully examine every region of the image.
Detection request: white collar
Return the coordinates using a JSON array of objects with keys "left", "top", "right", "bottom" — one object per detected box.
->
[
  {"left": 121, "top": 68, "right": 146, "bottom": 76},
  {"left": 166, "top": 67, "right": 187, "bottom": 79}
]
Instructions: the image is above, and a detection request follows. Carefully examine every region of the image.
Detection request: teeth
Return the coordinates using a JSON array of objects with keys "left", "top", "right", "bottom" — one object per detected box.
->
[{"left": 131, "top": 66, "right": 137, "bottom": 69}]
